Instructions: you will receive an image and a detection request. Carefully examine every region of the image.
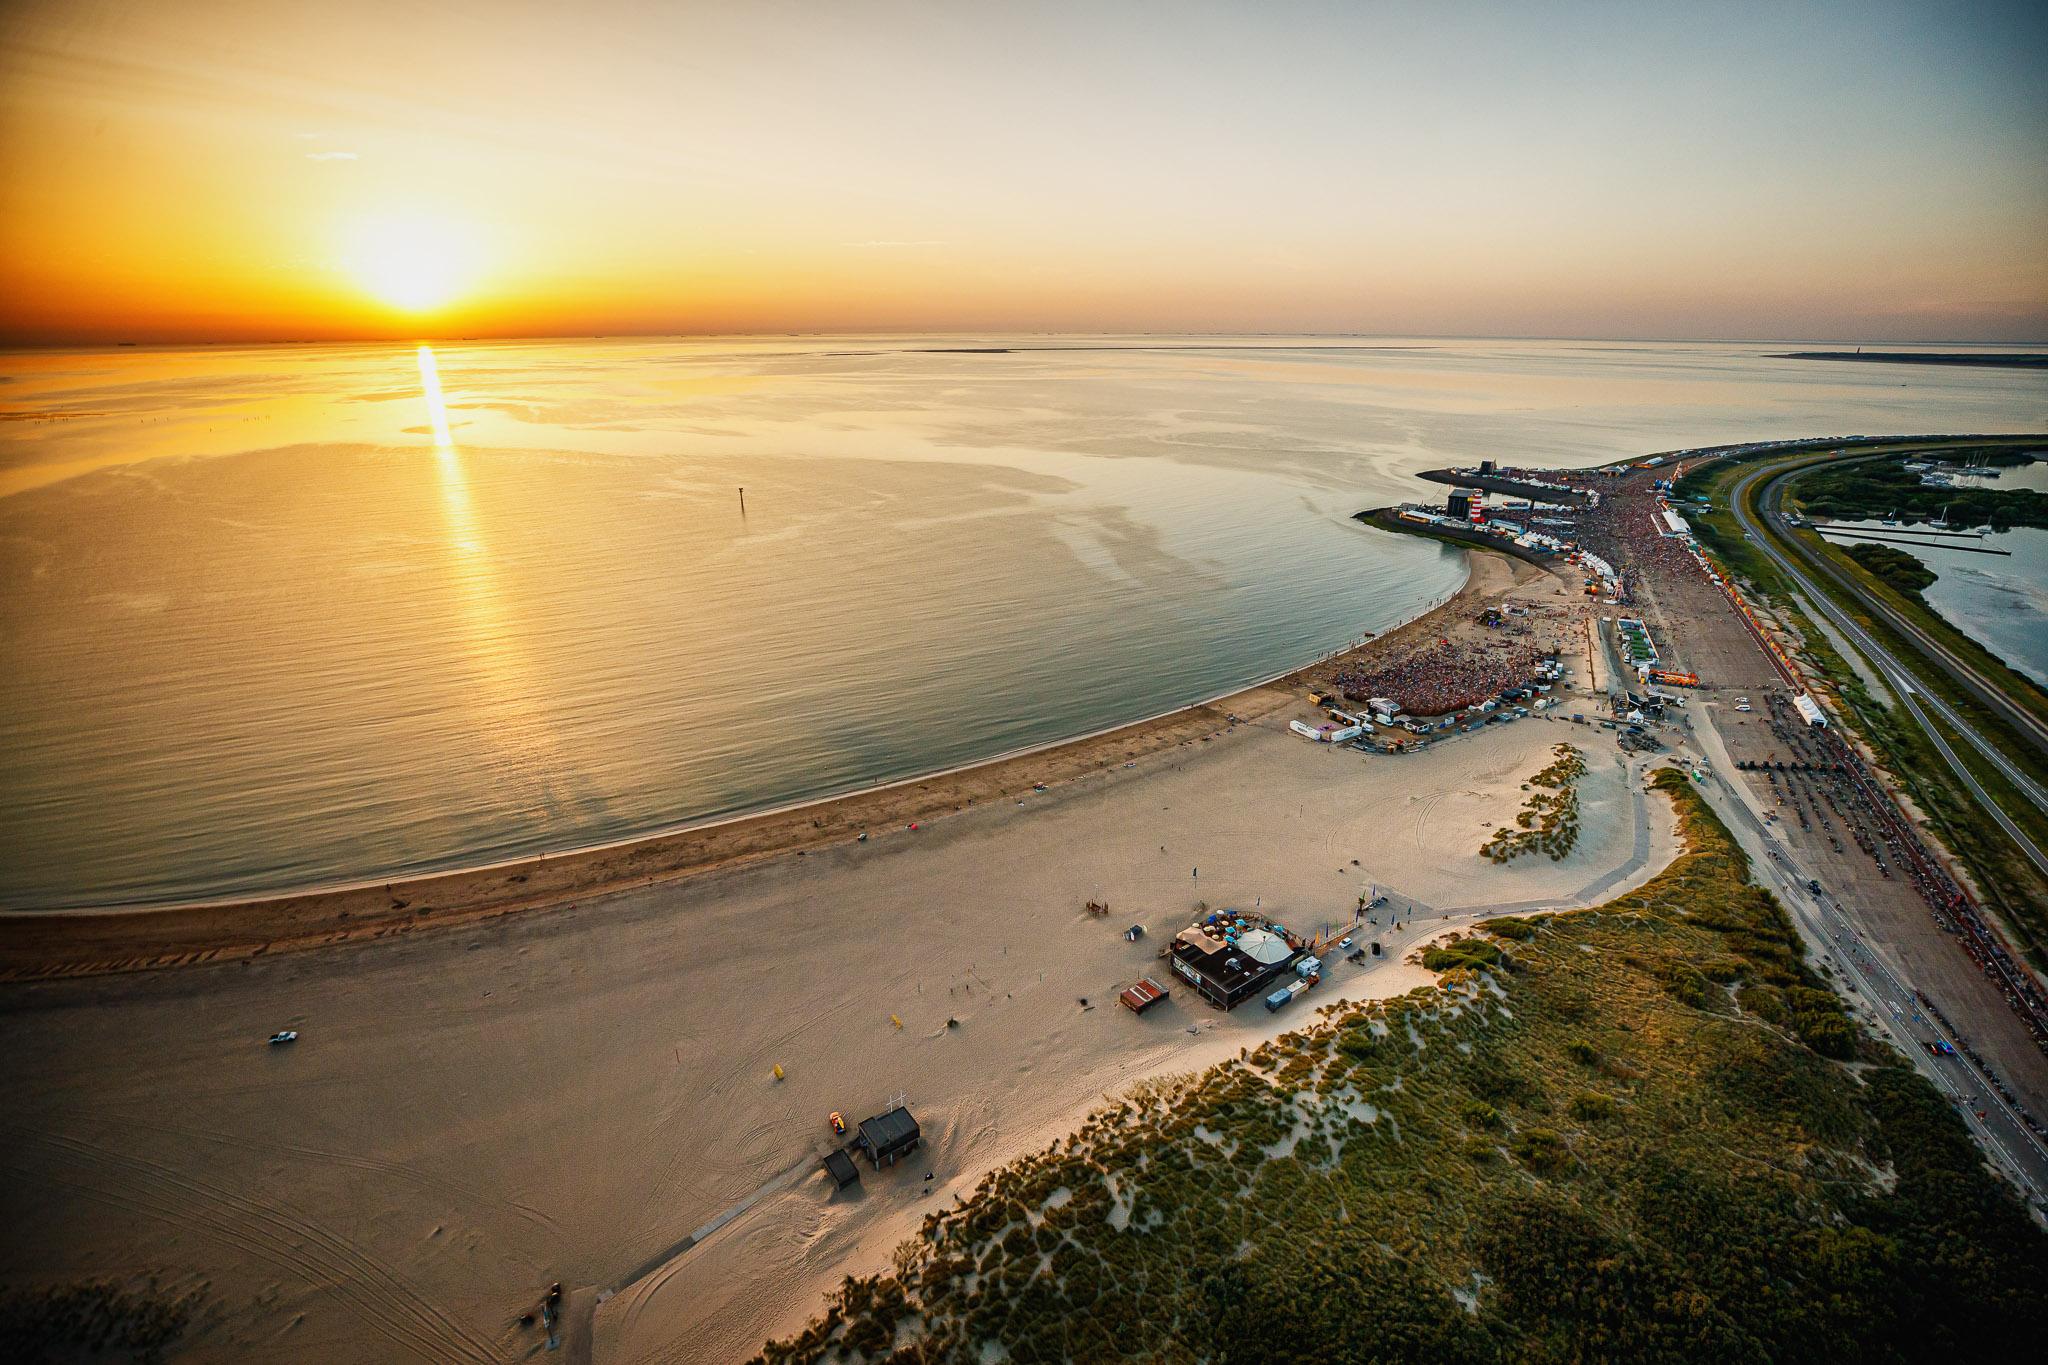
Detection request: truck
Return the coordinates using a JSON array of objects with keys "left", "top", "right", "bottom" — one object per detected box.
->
[{"left": 1265, "top": 978, "right": 1312, "bottom": 1012}]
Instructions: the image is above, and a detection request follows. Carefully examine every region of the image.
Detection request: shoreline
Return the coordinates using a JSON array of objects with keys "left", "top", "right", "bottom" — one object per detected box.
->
[
  {"left": 1772, "top": 351, "right": 2048, "bottom": 370},
  {"left": 4, "top": 576, "right": 1669, "bottom": 1365},
  {"left": 0, "top": 542, "right": 1496, "bottom": 980}
]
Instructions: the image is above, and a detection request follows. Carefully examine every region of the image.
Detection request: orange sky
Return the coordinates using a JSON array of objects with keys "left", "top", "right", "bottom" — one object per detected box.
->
[{"left": 3, "top": 0, "right": 2045, "bottom": 345}]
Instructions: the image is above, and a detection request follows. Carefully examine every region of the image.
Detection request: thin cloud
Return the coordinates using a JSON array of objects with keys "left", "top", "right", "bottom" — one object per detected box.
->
[
  {"left": 844, "top": 239, "right": 947, "bottom": 249},
  {"left": 304, "top": 150, "right": 359, "bottom": 161}
]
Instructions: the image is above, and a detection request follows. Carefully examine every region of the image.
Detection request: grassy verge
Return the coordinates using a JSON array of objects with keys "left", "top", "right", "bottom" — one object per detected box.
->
[{"left": 756, "top": 773, "right": 2046, "bottom": 1364}]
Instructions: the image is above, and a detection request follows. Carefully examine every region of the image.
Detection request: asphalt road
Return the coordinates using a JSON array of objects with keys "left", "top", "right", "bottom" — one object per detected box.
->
[
  {"left": 1697, "top": 761, "right": 2048, "bottom": 1204},
  {"left": 1726, "top": 456, "right": 2048, "bottom": 879}
]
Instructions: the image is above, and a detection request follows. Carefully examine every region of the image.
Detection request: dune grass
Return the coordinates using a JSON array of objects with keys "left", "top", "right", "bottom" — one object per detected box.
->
[{"left": 1481, "top": 744, "right": 1585, "bottom": 863}]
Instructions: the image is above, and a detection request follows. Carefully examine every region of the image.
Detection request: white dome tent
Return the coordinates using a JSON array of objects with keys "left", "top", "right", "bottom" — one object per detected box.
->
[{"left": 1235, "top": 928, "right": 1291, "bottom": 966}]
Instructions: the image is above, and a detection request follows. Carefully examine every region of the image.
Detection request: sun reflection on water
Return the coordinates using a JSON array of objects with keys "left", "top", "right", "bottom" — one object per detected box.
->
[
  {"left": 416, "top": 345, "right": 454, "bottom": 447},
  {"left": 415, "top": 345, "right": 574, "bottom": 825}
]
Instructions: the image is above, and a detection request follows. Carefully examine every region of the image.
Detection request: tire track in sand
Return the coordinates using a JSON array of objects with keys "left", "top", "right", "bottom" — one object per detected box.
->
[
  {"left": 86, "top": 1108, "right": 561, "bottom": 1236},
  {"left": 4, "top": 1127, "right": 500, "bottom": 1364}
]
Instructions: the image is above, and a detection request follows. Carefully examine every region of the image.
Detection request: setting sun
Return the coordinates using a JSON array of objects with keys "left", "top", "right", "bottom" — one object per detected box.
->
[
  {"left": 345, "top": 213, "right": 476, "bottom": 314},
  {"left": 4, "top": 5, "right": 2048, "bottom": 1360}
]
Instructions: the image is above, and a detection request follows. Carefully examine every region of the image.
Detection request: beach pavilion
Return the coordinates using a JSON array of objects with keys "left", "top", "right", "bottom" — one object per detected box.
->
[{"left": 1168, "top": 912, "right": 1301, "bottom": 1009}]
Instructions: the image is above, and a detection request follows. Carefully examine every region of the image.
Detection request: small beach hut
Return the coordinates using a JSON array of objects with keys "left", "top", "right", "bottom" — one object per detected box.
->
[
  {"left": 822, "top": 1148, "right": 861, "bottom": 1189},
  {"left": 856, "top": 1106, "right": 922, "bottom": 1169}
]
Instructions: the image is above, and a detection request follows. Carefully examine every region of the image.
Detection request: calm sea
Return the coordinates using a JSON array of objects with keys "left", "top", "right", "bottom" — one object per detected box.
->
[{"left": 3, "top": 337, "right": 2044, "bottom": 908}]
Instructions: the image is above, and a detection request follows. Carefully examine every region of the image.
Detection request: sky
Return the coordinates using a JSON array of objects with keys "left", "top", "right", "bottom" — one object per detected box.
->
[{"left": 1, "top": 0, "right": 2044, "bottom": 345}]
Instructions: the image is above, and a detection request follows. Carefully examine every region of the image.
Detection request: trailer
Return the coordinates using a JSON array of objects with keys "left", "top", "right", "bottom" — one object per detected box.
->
[
  {"left": 1291, "top": 719, "right": 1364, "bottom": 743},
  {"left": 1264, "top": 978, "right": 1312, "bottom": 1012}
]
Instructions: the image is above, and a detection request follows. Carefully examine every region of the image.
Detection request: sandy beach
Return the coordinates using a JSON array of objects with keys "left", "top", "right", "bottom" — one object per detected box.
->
[
  {"left": 0, "top": 546, "right": 1513, "bottom": 982},
  {"left": 0, "top": 546, "right": 1684, "bottom": 1363}
]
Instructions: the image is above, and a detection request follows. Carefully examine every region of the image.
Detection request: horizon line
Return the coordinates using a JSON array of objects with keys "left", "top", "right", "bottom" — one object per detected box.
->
[{"left": 5, "top": 327, "right": 2045, "bottom": 354}]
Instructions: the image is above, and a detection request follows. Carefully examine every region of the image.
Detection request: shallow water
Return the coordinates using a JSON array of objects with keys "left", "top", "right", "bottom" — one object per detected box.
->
[
  {"left": 1822, "top": 519, "right": 2048, "bottom": 686},
  {"left": 3, "top": 336, "right": 2043, "bottom": 907}
]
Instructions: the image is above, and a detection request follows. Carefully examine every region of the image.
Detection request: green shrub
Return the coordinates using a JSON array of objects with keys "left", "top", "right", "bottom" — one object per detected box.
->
[
  {"left": 1657, "top": 960, "right": 1713, "bottom": 1008},
  {"left": 1737, "top": 983, "right": 1788, "bottom": 1024},
  {"left": 1569, "top": 1092, "right": 1616, "bottom": 1121},
  {"left": 1460, "top": 1099, "right": 1502, "bottom": 1130},
  {"left": 1514, "top": 1128, "right": 1569, "bottom": 1173},
  {"left": 1481, "top": 916, "right": 1538, "bottom": 942},
  {"left": 1699, "top": 955, "right": 1747, "bottom": 983},
  {"left": 1424, "top": 939, "right": 1504, "bottom": 973}
]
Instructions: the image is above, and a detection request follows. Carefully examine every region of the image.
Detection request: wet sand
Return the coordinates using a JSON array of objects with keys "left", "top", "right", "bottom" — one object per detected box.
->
[{"left": 0, "top": 554, "right": 1518, "bottom": 981}]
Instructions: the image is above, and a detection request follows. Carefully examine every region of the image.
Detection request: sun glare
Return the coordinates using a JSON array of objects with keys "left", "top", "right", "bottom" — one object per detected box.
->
[
  {"left": 347, "top": 214, "right": 474, "bottom": 313},
  {"left": 416, "top": 345, "right": 454, "bottom": 447}
]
